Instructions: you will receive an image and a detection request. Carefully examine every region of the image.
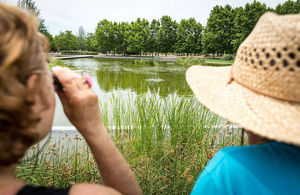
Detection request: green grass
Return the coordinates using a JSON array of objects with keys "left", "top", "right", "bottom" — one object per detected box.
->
[
  {"left": 17, "top": 94, "right": 242, "bottom": 194},
  {"left": 175, "top": 57, "right": 233, "bottom": 66},
  {"left": 48, "top": 59, "right": 78, "bottom": 70},
  {"left": 204, "top": 59, "right": 234, "bottom": 64},
  {"left": 175, "top": 57, "right": 207, "bottom": 66}
]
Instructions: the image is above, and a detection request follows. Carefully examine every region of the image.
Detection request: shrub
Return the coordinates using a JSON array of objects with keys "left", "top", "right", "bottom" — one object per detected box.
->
[
  {"left": 175, "top": 58, "right": 207, "bottom": 66},
  {"left": 220, "top": 54, "right": 235, "bottom": 61}
]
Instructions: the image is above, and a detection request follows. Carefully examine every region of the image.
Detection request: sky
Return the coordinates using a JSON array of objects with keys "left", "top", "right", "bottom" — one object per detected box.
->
[{"left": 5, "top": 0, "right": 288, "bottom": 36}]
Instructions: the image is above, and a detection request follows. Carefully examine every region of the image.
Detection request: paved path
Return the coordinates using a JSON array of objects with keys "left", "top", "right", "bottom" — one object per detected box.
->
[{"left": 55, "top": 55, "right": 94, "bottom": 60}]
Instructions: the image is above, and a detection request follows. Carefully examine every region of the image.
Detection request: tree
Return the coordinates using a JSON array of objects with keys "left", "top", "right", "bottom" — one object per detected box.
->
[
  {"left": 146, "top": 19, "right": 160, "bottom": 56},
  {"left": 43, "top": 31, "right": 56, "bottom": 52},
  {"left": 175, "top": 18, "right": 203, "bottom": 56},
  {"left": 275, "top": 0, "right": 300, "bottom": 14},
  {"left": 114, "top": 22, "right": 129, "bottom": 55},
  {"left": 17, "top": 0, "right": 47, "bottom": 34},
  {"left": 232, "top": 1, "right": 268, "bottom": 52},
  {"left": 125, "top": 18, "right": 149, "bottom": 56},
  {"left": 94, "top": 19, "right": 115, "bottom": 54},
  {"left": 54, "top": 30, "right": 78, "bottom": 51},
  {"left": 84, "top": 33, "right": 96, "bottom": 51},
  {"left": 78, "top": 26, "right": 86, "bottom": 50},
  {"left": 17, "top": 0, "right": 57, "bottom": 51},
  {"left": 157, "top": 16, "right": 178, "bottom": 56},
  {"left": 202, "top": 5, "right": 236, "bottom": 55}
]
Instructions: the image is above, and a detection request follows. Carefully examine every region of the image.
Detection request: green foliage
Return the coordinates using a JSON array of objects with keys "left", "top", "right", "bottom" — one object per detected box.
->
[
  {"left": 125, "top": 18, "right": 150, "bottom": 55},
  {"left": 146, "top": 19, "right": 160, "bottom": 54},
  {"left": 94, "top": 19, "right": 116, "bottom": 54},
  {"left": 175, "top": 57, "right": 207, "bottom": 66},
  {"left": 84, "top": 33, "right": 97, "bottom": 51},
  {"left": 232, "top": 1, "right": 268, "bottom": 52},
  {"left": 54, "top": 31, "right": 79, "bottom": 51},
  {"left": 114, "top": 22, "right": 128, "bottom": 54},
  {"left": 129, "top": 59, "right": 162, "bottom": 66},
  {"left": 220, "top": 54, "right": 235, "bottom": 61},
  {"left": 175, "top": 18, "right": 203, "bottom": 56},
  {"left": 49, "top": 59, "right": 66, "bottom": 67},
  {"left": 17, "top": 0, "right": 55, "bottom": 51},
  {"left": 17, "top": 0, "right": 46, "bottom": 33},
  {"left": 16, "top": 0, "right": 298, "bottom": 55},
  {"left": 275, "top": 0, "right": 300, "bottom": 14},
  {"left": 157, "top": 16, "right": 178, "bottom": 56},
  {"left": 17, "top": 94, "right": 242, "bottom": 194},
  {"left": 43, "top": 31, "right": 56, "bottom": 52},
  {"left": 202, "top": 5, "right": 236, "bottom": 55},
  {"left": 60, "top": 51, "right": 98, "bottom": 55}
]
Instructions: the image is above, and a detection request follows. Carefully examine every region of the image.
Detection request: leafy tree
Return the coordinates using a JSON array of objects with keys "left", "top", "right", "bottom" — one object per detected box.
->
[
  {"left": 157, "top": 16, "right": 178, "bottom": 56},
  {"left": 54, "top": 30, "right": 78, "bottom": 51},
  {"left": 275, "top": 0, "right": 300, "bottom": 14},
  {"left": 202, "top": 5, "right": 236, "bottom": 55},
  {"left": 232, "top": 1, "right": 268, "bottom": 52},
  {"left": 94, "top": 19, "right": 115, "bottom": 54},
  {"left": 43, "top": 31, "right": 56, "bottom": 52},
  {"left": 175, "top": 18, "right": 203, "bottom": 56},
  {"left": 114, "top": 22, "right": 129, "bottom": 55},
  {"left": 84, "top": 33, "right": 96, "bottom": 51},
  {"left": 17, "top": 0, "right": 57, "bottom": 51},
  {"left": 146, "top": 19, "right": 160, "bottom": 56},
  {"left": 17, "top": 0, "right": 47, "bottom": 34},
  {"left": 125, "top": 18, "right": 149, "bottom": 56}
]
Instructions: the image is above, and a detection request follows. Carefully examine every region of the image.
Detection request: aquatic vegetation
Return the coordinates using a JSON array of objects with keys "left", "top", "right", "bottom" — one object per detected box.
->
[
  {"left": 49, "top": 59, "right": 66, "bottom": 67},
  {"left": 130, "top": 59, "right": 166, "bottom": 66},
  {"left": 17, "top": 94, "right": 242, "bottom": 194},
  {"left": 175, "top": 57, "right": 207, "bottom": 66}
]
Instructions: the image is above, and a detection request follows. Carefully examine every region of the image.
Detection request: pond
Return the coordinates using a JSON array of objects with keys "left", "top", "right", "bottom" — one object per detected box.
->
[{"left": 53, "top": 58, "right": 193, "bottom": 126}]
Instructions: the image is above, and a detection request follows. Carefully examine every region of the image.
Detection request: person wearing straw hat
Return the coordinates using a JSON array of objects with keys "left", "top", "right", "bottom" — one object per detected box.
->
[{"left": 186, "top": 12, "right": 300, "bottom": 195}]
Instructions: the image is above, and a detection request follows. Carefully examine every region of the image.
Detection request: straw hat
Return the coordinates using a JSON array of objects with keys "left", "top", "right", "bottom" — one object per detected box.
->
[{"left": 186, "top": 12, "right": 300, "bottom": 146}]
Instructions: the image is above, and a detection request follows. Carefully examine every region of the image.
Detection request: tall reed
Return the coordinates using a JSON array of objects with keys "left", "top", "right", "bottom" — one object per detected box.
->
[{"left": 17, "top": 93, "right": 242, "bottom": 194}]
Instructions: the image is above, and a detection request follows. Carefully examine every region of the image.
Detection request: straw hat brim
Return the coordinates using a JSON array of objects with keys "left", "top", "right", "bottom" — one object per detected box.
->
[{"left": 186, "top": 65, "right": 300, "bottom": 146}]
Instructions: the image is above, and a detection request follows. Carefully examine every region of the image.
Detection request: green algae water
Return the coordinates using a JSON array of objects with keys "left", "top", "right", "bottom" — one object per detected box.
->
[{"left": 53, "top": 58, "right": 193, "bottom": 126}]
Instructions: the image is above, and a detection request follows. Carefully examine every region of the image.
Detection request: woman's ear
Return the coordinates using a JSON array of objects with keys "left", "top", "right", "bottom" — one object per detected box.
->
[{"left": 26, "top": 74, "right": 39, "bottom": 90}]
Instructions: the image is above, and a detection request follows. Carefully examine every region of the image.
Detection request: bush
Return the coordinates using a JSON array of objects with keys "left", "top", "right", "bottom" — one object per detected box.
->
[
  {"left": 175, "top": 57, "right": 207, "bottom": 66},
  {"left": 60, "top": 51, "right": 98, "bottom": 55},
  {"left": 220, "top": 54, "right": 235, "bottom": 61}
]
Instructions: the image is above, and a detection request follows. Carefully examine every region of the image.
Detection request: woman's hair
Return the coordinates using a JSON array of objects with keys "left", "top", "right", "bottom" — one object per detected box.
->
[{"left": 0, "top": 3, "right": 49, "bottom": 166}]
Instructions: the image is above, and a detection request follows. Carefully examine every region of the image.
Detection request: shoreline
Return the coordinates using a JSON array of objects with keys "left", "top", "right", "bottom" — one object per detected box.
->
[{"left": 51, "top": 54, "right": 231, "bottom": 63}]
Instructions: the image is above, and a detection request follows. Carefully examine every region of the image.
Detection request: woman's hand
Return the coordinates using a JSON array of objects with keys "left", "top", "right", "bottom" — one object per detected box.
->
[
  {"left": 52, "top": 67, "right": 142, "bottom": 195},
  {"left": 52, "top": 67, "right": 104, "bottom": 139}
]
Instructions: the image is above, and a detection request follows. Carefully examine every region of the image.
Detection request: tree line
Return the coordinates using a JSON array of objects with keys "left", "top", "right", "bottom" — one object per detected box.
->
[{"left": 17, "top": 0, "right": 300, "bottom": 56}]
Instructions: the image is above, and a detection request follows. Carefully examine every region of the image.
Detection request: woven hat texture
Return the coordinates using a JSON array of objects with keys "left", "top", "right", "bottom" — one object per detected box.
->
[{"left": 186, "top": 12, "right": 300, "bottom": 145}]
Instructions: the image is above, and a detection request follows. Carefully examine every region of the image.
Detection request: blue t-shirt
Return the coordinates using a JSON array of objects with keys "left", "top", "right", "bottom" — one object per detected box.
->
[{"left": 191, "top": 141, "right": 300, "bottom": 195}]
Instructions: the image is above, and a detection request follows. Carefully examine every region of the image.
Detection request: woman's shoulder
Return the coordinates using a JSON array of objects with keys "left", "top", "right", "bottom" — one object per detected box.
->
[
  {"left": 203, "top": 141, "right": 300, "bottom": 175},
  {"left": 218, "top": 141, "right": 300, "bottom": 162},
  {"left": 192, "top": 142, "right": 300, "bottom": 194},
  {"left": 70, "top": 184, "right": 121, "bottom": 195}
]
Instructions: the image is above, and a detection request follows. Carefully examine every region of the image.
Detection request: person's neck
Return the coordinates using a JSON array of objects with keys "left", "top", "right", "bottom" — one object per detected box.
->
[
  {"left": 247, "top": 131, "right": 270, "bottom": 145},
  {"left": 0, "top": 164, "right": 24, "bottom": 195}
]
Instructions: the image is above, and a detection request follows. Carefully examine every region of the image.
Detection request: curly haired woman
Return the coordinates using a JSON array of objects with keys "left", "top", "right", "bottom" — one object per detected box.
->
[{"left": 0, "top": 4, "right": 142, "bottom": 195}]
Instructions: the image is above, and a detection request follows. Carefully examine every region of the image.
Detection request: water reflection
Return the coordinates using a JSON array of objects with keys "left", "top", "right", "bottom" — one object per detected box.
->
[{"left": 95, "top": 62, "right": 192, "bottom": 97}]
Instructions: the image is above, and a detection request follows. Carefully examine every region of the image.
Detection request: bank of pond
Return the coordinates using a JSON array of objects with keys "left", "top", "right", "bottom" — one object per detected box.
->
[{"left": 18, "top": 95, "right": 243, "bottom": 194}]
